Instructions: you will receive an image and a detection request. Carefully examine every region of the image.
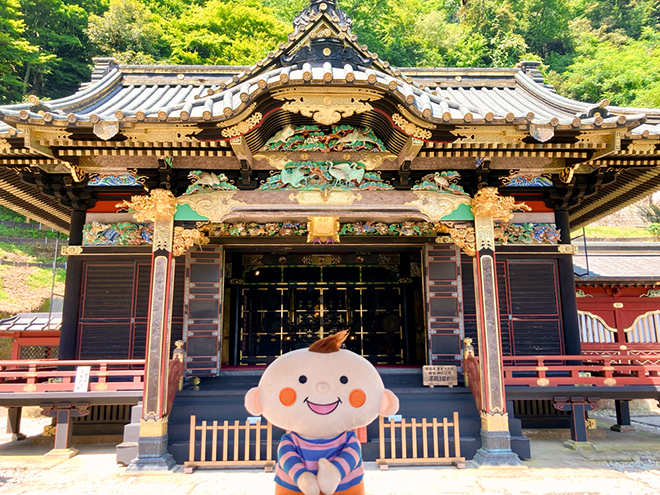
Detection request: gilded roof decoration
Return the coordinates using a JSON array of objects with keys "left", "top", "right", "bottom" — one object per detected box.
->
[
  {"left": 220, "top": 112, "right": 263, "bottom": 138},
  {"left": 117, "top": 189, "right": 178, "bottom": 222}
]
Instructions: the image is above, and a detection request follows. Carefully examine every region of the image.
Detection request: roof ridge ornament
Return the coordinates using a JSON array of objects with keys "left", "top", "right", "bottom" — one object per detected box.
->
[{"left": 294, "top": 0, "right": 352, "bottom": 36}]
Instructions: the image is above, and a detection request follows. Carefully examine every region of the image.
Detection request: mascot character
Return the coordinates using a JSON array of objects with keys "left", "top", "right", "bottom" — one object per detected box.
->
[{"left": 245, "top": 330, "right": 399, "bottom": 495}]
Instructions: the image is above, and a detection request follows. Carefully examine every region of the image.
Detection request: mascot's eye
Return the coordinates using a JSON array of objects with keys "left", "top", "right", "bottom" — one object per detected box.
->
[
  {"left": 340, "top": 376, "right": 348, "bottom": 384},
  {"left": 299, "top": 375, "right": 307, "bottom": 384}
]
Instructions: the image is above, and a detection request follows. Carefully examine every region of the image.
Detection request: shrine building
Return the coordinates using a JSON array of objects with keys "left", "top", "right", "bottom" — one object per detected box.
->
[{"left": 0, "top": 0, "right": 659, "bottom": 470}]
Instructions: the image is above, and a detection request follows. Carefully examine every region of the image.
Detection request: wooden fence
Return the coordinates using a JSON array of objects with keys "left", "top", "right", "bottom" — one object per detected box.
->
[
  {"left": 184, "top": 416, "right": 275, "bottom": 473},
  {"left": 0, "top": 359, "right": 145, "bottom": 393},
  {"left": 376, "top": 413, "right": 465, "bottom": 470}
]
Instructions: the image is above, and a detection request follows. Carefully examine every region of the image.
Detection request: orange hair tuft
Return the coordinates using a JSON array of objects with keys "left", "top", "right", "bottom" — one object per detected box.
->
[{"left": 309, "top": 330, "right": 349, "bottom": 354}]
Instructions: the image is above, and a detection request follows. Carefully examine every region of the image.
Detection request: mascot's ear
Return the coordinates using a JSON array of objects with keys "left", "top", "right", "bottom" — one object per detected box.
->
[
  {"left": 379, "top": 389, "right": 399, "bottom": 417},
  {"left": 245, "top": 387, "right": 262, "bottom": 416}
]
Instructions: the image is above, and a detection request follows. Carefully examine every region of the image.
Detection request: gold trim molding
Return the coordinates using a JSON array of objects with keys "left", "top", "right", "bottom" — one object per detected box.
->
[
  {"left": 176, "top": 190, "right": 245, "bottom": 222},
  {"left": 392, "top": 114, "right": 432, "bottom": 140},
  {"left": 0, "top": 139, "right": 10, "bottom": 154},
  {"left": 140, "top": 417, "right": 168, "bottom": 437},
  {"left": 273, "top": 87, "right": 381, "bottom": 126},
  {"left": 220, "top": 112, "right": 263, "bottom": 138},
  {"left": 558, "top": 244, "right": 578, "bottom": 254},
  {"left": 117, "top": 189, "right": 178, "bottom": 222},
  {"left": 61, "top": 245, "right": 83, "bottom": 256},
  {"left": 396, "top": 105, "right": 437, "bottom": 130},
  {"left": 289, "top": 190, "right": 362, "bottom": 205},
  {"left": 480, "top": 411, "right": 509, "bottom": 432},
  {"left": 405, "top": 191, "right": 471, "bottom": 222}
]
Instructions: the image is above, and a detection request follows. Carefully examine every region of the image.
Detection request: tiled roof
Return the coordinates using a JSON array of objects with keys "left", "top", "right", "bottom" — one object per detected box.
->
[
  {"left": 0, "top": 62, "right": 651, "bottom": 132},
  {"left": 574, "top": 243, "right": 660, "bottom": 281},
  {"left": 0, "top": 312, "right": 62, "bottom": 333}
]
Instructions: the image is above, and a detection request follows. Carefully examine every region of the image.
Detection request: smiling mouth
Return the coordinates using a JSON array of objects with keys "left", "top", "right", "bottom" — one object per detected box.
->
[{"left": 304, "top": 398, "right": 341, "bottom": 415}]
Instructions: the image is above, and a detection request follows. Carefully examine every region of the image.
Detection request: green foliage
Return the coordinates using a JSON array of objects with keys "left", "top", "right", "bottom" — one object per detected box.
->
[
  {"left": 647, "top": 223, "right": 660, "bottom": 238},
  {"left": 87, "top": 0, "right": 167, "bottom": 63},
  {"left": 163, "top": 0, "right": 290, "bottom": 65},
  {"left": 0, "top": 0, "right": 40, "bottom": 103},
  {"left": 0, "top": 225, "right": 62, "bottom": 239},
  {"left": 0, "top": 206, "right": 26, "bottom": 222}
]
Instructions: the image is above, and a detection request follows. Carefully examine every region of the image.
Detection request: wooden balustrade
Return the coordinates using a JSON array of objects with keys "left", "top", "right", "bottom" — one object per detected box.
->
[
  {"left": 0, "top": 359, "right": 145, "bottom": 393},
  {"left": 184, "top": 415, "right": 275, "bottom": 473},
  {"left": 376, "top": 413, "right": 465, "bottom": 470},
  {"left": 502, "top": 354, "right": 660, "bottom": 387}
]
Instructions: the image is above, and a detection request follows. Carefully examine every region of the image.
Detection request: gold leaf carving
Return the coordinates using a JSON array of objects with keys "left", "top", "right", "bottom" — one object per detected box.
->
[
  {"left": 220, "top": 112, "right": 263, "bottom": 138},
  {"left": 172, "top": 227, "right": 209, "bottom": 257},
  {"left": 449, "top": 227, "right": 476, "bottom": 257},
  {"left": 392, "top": 114, "right": 432, "bottom": 140},
  {"left": 253, "top": 152, "right": 292, "bottom": 170},
  {"left": 307, "top": 216, "right": 340, "bottom": 243},
  {"left": 176, "top": 190, "right": 245, "bottom": 221},
  {"left": 123, "top": 127, "right": 201, "bottom": 143},
  {"left": 0, "top": 139, "right": 10, "bottom": 154},
  {"left": 60, "top": 245, "right": 83, "bottom": 256},
  {"left": 451, "top": 126, "right": 527, "bottom": 145},
  {"left": 405, "top": 191, "right": 471, "bottom": 222},
  {"left": 274, "top": 88, "right": 381, "bottom": 126},
  {"left": 289, "top": 190, "right": 362, "bottom": 205},
  {"left": 471, "top": 187, "right": 530, "bottom": 222},
  {"left": 627, "top": 139, "right": 659, "bottom": 154},
  {"left": 117, "top": 189, "right": 178, "bottom": 222},
  {"left": 558, "top": 244, "right": 578, "bottom": 254}
]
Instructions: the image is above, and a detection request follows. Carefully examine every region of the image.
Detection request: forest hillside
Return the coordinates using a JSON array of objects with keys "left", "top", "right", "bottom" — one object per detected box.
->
[{"left": 0, "top": 0, "right": 659, "bottom": 108}]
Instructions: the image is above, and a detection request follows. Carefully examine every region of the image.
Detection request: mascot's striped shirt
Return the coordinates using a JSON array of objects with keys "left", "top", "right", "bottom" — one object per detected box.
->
[{"left": 275, "top": 431, "right": 364, "bottom": 492}]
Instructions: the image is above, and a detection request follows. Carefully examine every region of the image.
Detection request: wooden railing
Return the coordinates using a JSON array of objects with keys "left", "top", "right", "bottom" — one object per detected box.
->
[
  {"left": 184, "top": 415, "right": 275, "bottom": 473},
  {"left": 0, "top": 359, "right": 145, "bottom": 393},
  {"left": 376, "top": 414, "right": 465, "bottom": 470},
  {"left": 502, "top": 354, "right": 660, "bottom": 387}
]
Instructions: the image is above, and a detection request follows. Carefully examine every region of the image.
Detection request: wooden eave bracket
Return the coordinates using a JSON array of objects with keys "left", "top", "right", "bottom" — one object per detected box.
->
[
  {"left": 230, "top": 136, "right": 254, "bottom": 185},
  {"left": 560, "top": 130, "right": 622, "bottom": 183},
  {"left": 397, "top": 136, "right": 424, "bottom": 185}
]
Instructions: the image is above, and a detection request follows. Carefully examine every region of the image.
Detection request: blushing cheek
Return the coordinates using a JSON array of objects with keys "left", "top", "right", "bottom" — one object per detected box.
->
[
  {"left": 349, "top": 389, "right": 366, "bottom": 408},
  {"left": 279, "top": 387, "right": 297, "bottom": 406}
]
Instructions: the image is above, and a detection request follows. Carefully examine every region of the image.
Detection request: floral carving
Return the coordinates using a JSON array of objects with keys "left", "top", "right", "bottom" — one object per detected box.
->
[
  {"left": 172, "top": 227, "right": 209, "bottom": 257},
  {"left": 116, "top": 189, "right": 177, "bottom": 222}
]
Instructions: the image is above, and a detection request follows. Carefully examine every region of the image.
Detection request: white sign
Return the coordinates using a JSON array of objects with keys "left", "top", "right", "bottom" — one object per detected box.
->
[
  {"left": 388, "top": 415, "right": 402, "bottom": 423},
  {"left": 247, "top": 416, "right": 263, "bottom": 424},
  {"left": 73, "top": 366, "right": 91, "bottom": 392}
]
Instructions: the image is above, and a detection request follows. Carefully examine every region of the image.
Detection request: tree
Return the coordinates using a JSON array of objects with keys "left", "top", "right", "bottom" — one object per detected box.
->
[
  {"left": 0, "top": 0, "right": 40, "bottom": 103},
  {"left": 87, "top": 0, "right": 167, "bottom": 64},
  {"left": 163, "top": 0, "right": 289, "bottom": 66},
  {"left": 20, "top": 0, "right": 94, "bottom": 99}
]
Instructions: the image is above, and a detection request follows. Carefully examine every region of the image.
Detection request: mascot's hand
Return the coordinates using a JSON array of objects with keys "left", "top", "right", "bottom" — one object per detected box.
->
[
  {"left": 317, "top": 458, "right": 342, "bottom": 495},
  {"left": 297, "top": 471, "right": 321, "bottom": 495}
]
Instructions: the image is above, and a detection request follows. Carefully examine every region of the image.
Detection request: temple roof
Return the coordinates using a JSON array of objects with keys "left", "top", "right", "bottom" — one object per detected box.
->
[
  {"left": 0, "top": 60, "right": 654, "bottom": 132},
  {"left": 0, "top": 312, "right": 62, "bottom": 333}
]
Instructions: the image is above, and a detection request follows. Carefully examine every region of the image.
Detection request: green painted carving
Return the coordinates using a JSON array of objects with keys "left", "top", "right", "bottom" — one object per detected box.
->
[
  {"left": 259, "top": 161, "right": 393, "bottom": 191},
  {"left": 82, "top": 222, "right": 153, "bottom": 246},
  {"left": 261, "top": 125, "right": 386, "bottom": 153}
]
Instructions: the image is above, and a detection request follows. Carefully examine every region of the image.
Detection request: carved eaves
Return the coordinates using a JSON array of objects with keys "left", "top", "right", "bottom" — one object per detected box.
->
[
  {"left": 122, "top": 126, "right": 203, "bottom": 143},
  {"left": 450, "top": 126, "right": 527, "bottom": 145},
  {"left": 626, "top": 139, "right": 659, "bottom": 155}
]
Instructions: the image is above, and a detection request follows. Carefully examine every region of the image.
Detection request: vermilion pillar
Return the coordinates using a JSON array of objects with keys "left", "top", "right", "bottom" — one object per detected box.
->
[
  {"left": 121, "top": 189, "right": 178, "bottom": 472},
  {"left": 470, "top": 188, "right": 525, "bottom": 466}
]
